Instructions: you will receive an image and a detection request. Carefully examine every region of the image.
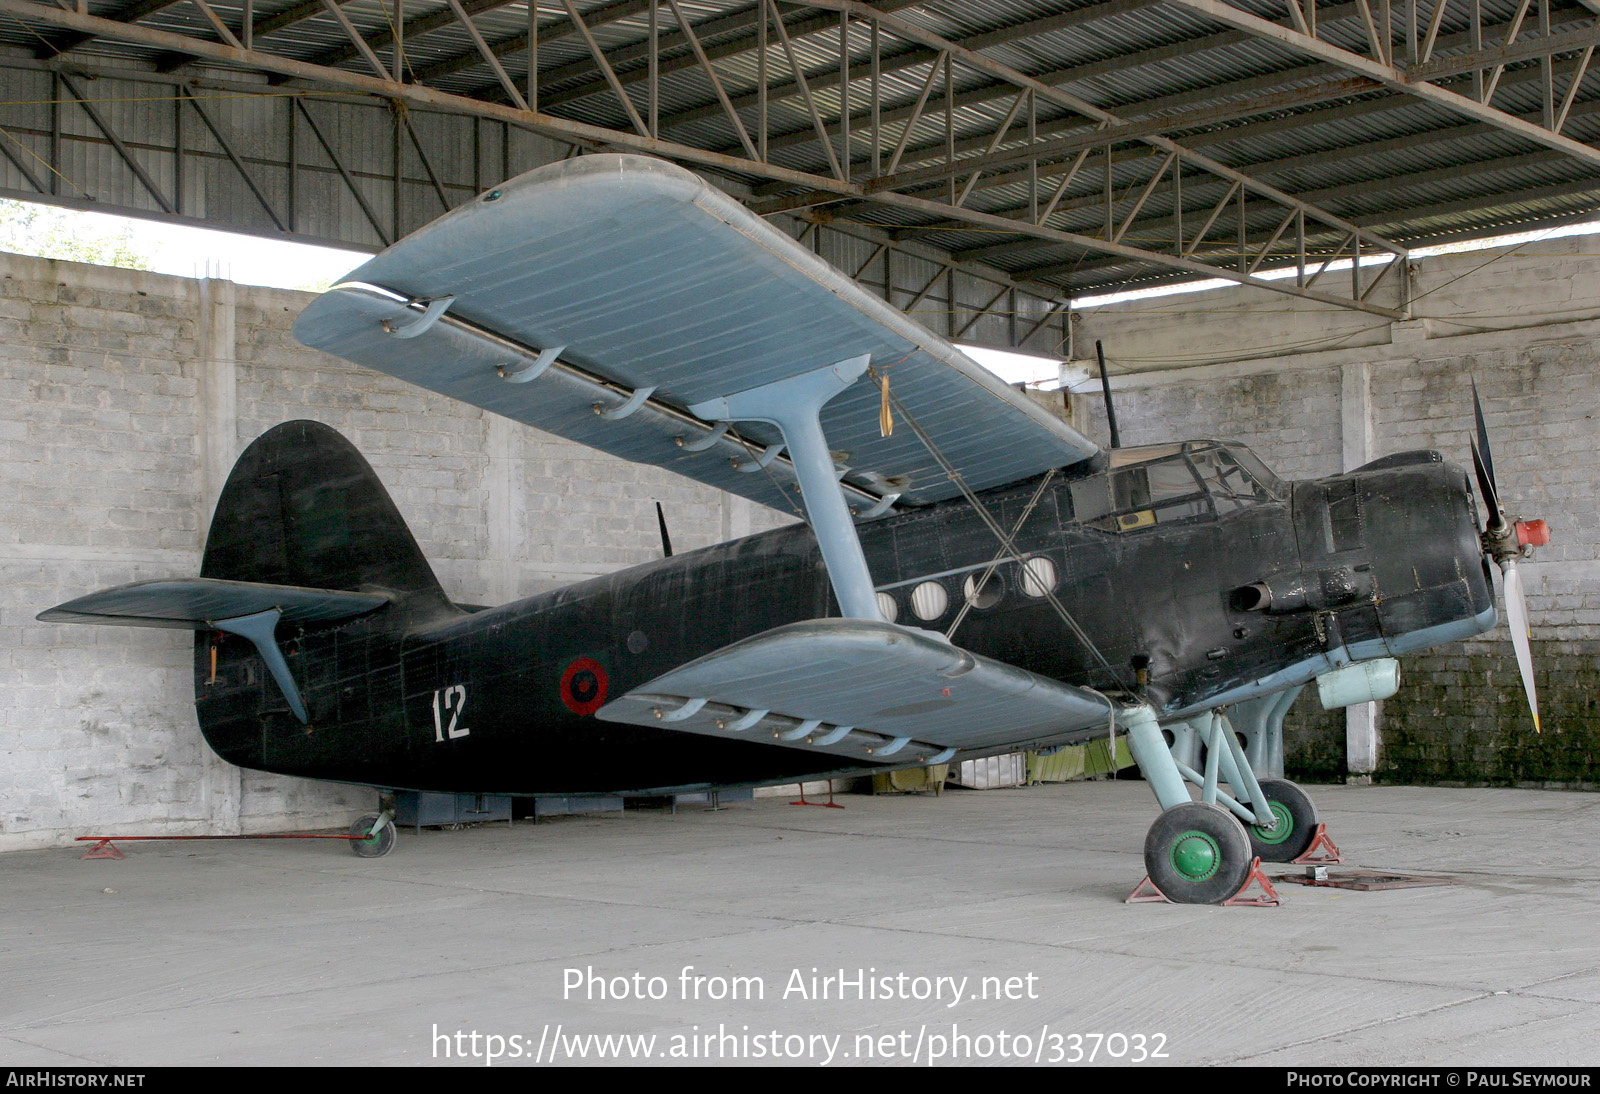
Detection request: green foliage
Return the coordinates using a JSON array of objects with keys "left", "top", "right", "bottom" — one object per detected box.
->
[
  {"left": 0, "top": 200, "right": 151, "bottom": 270},
  {"left": 287, "top": 272, "right": 338, "bottom": 294}
]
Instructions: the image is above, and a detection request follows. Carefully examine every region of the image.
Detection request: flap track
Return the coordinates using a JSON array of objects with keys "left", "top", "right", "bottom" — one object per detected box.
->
[{"left": 603, "top": 692, "right": 956, "bottom": 766}]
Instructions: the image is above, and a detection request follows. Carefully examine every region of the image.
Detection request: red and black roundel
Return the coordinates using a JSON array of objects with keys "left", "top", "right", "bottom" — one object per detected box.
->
[{"left": 560, "top": 657, "right": 608, "bottom": 716}]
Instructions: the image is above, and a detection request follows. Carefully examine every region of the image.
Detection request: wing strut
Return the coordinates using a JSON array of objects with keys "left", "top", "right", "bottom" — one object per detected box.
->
[
  {"left": 213, "top": 609, "right": 309, "bottom": 724},
  {"left": 690, "top": 355, "right": 881, "bottom": 621},
  {"left": 880, "top": 377, "right": 1134, "bottom": 692}
]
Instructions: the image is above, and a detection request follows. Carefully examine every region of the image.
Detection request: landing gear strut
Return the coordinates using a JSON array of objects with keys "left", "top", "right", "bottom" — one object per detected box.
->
[{"left": 1123, "top": 705, "right": 1318, "bottom": 903}]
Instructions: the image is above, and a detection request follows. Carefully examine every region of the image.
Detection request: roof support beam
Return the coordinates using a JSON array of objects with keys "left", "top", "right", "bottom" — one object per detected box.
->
[
  {"left": 540, "top": 0, "right": 1160, "bottom": 116},
  {"left": 532, "top": 0, "right": 941, "bottom": 110},
  {"left": 58, "top": 71, "right": 173, "bottom": 213},
  {"left": 1164, "top": 0, "right": 1600, "bottom": 168},
  {"left": 178, "top": 86, "right": 287, "bottom": 231},
  {"left": 0, "top": 0, "right": 1405, "bottom": 317},
  {"left": 732, "top": 0, "right": 1403, "bottom": 269},
  {"left": 1018, "top": 142, "right": 1600, "bottom": 285},
  {"left": 947, "top": 62, "right": 1580, "bottom": 264},
  {"left": 740, "top": 2, "right": 1387, "bottom": 189},
  {"left": 752, "top": 3, "right": 1593, "bottom": 205},
  {"left": 34, "top": 0, "right": 181, "bottom": 59},
  {"left": 403, "top": 0, "right": 654, "bottom": 87},
  {"left": 310, "top": 0, "right": 540, "bottom": 75}
]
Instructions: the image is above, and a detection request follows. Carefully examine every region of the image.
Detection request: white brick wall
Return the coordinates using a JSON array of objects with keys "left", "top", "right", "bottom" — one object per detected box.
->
[{"left": 1, "top": 254, "right": 791, "bottom": 851}]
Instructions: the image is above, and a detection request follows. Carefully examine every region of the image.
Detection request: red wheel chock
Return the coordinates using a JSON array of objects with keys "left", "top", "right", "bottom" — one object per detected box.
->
[
  {"left": 790, "top": 782, "right": 844, "bottom": 809},
  {"left": 79, "top": 839, "right": 125, "bottom": 860},
  {"left": 1126, "top": 857, "right": 1281, "bottom": 907},
  {"left": 1290, "top": 823, "right": 1344, "bottom": 865},
  {"left": 1125, "top": 876, "right": 1168, "bottom": 903},
  {"left": 1223, "top": 859, "right": 1281, "bottom": 907}
]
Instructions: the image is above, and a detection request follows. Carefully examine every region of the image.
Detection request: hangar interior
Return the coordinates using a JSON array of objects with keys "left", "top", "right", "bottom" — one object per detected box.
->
[{"left": 0, "top": 0, "right": 1597, "bottom": 849}]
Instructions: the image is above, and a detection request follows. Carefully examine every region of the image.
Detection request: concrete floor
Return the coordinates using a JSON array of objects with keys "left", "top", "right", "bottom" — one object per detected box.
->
[{"left": 3, "top": 780, "right": 1599, "bottom": 1067}]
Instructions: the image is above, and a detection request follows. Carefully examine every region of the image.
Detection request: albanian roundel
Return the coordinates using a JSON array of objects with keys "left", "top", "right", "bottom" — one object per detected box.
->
[{"left": 560, "top": 657, "right": 608, "bottom": 716}]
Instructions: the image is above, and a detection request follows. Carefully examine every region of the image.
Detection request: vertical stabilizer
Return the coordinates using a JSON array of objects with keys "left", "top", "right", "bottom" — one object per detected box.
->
[{"left": 202, "top": 420, "right": 447, "bottom": 604}]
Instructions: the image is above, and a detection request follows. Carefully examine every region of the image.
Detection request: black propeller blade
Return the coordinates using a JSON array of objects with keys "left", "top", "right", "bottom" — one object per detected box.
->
[
  {"left": 1467, "top": 380, "right": 1541, "bottom": 732},
  {"left": 1469, "top": 379, "right": 1505, "bottom": 534}
]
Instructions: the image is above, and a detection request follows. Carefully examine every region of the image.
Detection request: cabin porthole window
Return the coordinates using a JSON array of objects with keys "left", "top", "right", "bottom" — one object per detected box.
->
[
  {"left": 910, "top": 581, "right": 949, "bottom": 621},
  {"left": 875, "top": 591, "right": 899, "bottom": 623},
  {"left": 1020, "top": 556, "right": 1058, "bottom": 598},
  {"left": 961, "top": 571, "right": 1004, "bottom": 610}
]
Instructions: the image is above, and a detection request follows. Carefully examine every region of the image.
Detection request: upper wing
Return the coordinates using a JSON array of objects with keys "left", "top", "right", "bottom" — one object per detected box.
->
[
  {"left": 597, "top": 618, "right": 1113, "bottom": 765},
  {"left": 293, "top": 154, "right": 1096, "bottom": 515}
]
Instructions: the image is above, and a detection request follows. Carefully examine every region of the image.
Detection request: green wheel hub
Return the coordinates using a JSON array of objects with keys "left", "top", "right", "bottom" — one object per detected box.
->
[
  {"left": 1252, "top": 801, "right": 1295, "bottom": 846},
  {"left": 1169, "top": 830, "right": 1221, "bottom": 881}
]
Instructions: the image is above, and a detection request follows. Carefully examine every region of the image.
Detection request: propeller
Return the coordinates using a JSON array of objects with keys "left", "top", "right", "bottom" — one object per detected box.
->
[{"left": 1468, "top": 379, "right": 1550, "bottom": 732}]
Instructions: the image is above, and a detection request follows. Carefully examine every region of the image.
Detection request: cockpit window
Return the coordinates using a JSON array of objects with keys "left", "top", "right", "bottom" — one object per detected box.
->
[
  {"left": 1069, "top": 441, "right": 1283, "bottom": 533},
  {"left": 1074, "top": 453, "right": 1209, "bottom": 532},
  {"left": 1190, "top": 446, "right": 1276, "bottom": 513},
  {"left": 1221, "top": 443, "right": 1285, "bottom": 498},
  {"left": 1108, "top": 442, "right": 1182, "bottom": 469}
]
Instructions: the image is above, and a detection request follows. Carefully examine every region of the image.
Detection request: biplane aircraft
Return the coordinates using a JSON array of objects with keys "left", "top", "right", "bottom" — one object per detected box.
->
[{"left": 40, "top": 155, "right": 1549, "bottom": 904}]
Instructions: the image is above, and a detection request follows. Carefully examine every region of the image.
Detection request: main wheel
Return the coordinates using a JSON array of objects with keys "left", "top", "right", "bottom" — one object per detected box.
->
[
  {"left": 1143, "top": 801, "right": 1252, "bottom": 904},
  {"left": 1245, "top": 779, "right": 1318, "bottom": 863},
  {"left": 349, "top": 813, "right": 396, "bottom": 858}
]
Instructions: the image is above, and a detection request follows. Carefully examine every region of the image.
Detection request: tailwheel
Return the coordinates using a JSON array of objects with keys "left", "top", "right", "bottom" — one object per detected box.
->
[
  {"left": 1246, "top": 779, "right": 1319, "bottom": 863},
  {"left": 1143, "top": 801, "right": 1252, "bottom": 904},
  {"left": 350, "top": 812, "right": 396, "bottom": 858}
]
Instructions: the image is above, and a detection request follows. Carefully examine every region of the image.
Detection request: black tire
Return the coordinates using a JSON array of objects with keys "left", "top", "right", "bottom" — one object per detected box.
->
[
  {"left": 350, "top": 813, "right": 396, "bottom": 858},
  {"left": 1143, "top": 801, "right": 1253, "bottom": 904},
  {"left": 1245, "top": 779, "right": 1318, "bottom": 863}
]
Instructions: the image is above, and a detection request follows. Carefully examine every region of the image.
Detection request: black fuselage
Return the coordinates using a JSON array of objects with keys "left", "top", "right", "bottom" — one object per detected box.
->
[{"left": 194, "top": 441, "right": 1492, "bottom": 796}]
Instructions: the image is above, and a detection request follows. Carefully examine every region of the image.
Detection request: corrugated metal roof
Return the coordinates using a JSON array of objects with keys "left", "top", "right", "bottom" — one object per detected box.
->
[{"left": 0, "top": 0, "right": 1594, "bottom": 299}]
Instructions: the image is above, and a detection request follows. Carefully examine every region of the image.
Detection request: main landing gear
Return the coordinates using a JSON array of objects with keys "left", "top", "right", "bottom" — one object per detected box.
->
[{"left": 1123, "top": 706, "right": 1320, "bottom": 904}]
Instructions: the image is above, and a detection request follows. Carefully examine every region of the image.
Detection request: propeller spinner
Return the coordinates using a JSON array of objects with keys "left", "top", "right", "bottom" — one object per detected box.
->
[{"left": 1469, "top": 380, "right": 1550, "bottom": 732}]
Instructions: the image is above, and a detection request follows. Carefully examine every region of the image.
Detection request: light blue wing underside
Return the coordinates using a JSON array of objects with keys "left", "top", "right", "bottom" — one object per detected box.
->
[
  {"left": 597, "top": 619, "right": 1114, "bottom": 764},
  {"left": 293, "top": 155, "right": 1097, "bottom": 513}
]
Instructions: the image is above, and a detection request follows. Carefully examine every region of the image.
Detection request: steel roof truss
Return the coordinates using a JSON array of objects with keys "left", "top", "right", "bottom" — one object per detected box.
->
[
  {"left": 1165, "top": 0, "right": 1600, "bottom": 169},
  {"left": 0, "top": 0, "right": 1413, "bottom": 315}
]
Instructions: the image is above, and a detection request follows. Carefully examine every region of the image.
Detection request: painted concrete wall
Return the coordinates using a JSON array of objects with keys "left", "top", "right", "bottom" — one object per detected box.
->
[
  {"left": 1073, "top": 234, "right": 1600, "bottom": 787},
  {"left": 0, "top": 253, "right": 790, "bottom": 851}
]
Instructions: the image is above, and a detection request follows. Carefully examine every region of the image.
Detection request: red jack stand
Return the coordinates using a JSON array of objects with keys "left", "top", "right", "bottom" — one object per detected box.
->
[
  {"left": 1125, "top": 857, "right": 1281, "bottom": 907},
  {"left": 1223, "top": 859, "right": 1281, "bottom": 907},
  {"left": 80, "top": 839, "right": 125, "bottom": 860},
  {"left": 1291, "top": 823, "right": 1344, "bottom": 865},
  {"left": 790, "top": 781, "right": 844, "bottom": 809}
]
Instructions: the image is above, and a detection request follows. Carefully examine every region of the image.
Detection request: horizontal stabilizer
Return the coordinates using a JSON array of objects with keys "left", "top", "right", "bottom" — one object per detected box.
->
[
  {"left": 38, "top": 578, "right": 391, "bottom": 630},
  {"left": 596, "top": 619, "right": 1112, "bottom": 765}
]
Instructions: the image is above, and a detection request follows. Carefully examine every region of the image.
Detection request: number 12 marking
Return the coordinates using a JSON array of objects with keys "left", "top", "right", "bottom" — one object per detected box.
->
[{"left": 432, "top": 685, "right": 468, "bottom": 741}]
